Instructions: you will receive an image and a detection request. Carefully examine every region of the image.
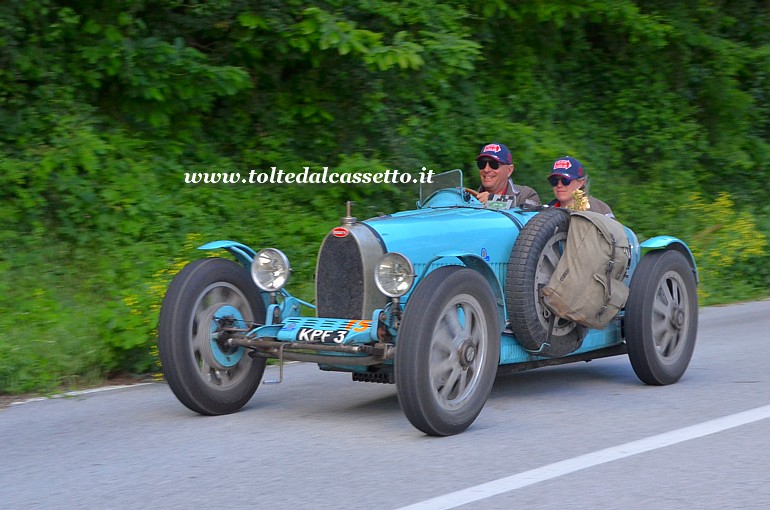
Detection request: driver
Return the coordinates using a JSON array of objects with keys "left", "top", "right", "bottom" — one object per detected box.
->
[{"left": 475, "top": 142, "right": 540, "bottom": 207}]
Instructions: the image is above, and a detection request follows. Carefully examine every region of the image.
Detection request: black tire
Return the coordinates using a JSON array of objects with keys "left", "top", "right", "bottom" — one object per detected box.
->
[
  {"left": 506, "top": 208, "right": 585, "bottom": 356},
  {"left": 395, "top": 266, "right": 500, "bottom": 436},
  {"left": 625, "top": 250, "right": 698, "bottom": 385},
  {"left": 158, "top": 258, "right": 267, "bottom": 415}
]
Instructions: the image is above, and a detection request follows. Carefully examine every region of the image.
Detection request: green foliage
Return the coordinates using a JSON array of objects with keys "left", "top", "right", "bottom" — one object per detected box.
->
[
  {"left": 676, "top": 193, "right": 769, "bottom": 304},
  {"left": 1, "top": 0, "right": 770, "bottom": 394}
]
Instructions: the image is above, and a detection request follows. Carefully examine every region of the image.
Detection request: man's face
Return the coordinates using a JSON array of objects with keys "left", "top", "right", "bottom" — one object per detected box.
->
[{"left": 478, "top": 158, "right": 512, "bottom": 194}]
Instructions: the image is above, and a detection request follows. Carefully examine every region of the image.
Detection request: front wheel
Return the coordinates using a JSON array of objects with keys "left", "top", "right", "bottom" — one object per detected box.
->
[
  {"left": 625, "top": 250, "right": 698, "bottom": 385},
  {"left": 395, "top": 266, "right": 500, "bottom": 436},
  {"left": 158, "top": 257, "right": 267, "bottom": 415}
]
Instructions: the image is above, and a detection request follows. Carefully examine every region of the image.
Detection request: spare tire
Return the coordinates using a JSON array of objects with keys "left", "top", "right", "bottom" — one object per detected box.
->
[{"left": 505, "top": 208, "right": 586, "bottom": 357}]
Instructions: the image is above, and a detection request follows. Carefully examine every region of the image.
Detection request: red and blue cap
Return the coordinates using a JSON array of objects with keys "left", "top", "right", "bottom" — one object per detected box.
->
[
  {"left": 477, "top": 142, "right": 513, "bottom": 164},
  {"left": 548, "top": 156, "right": 586, "bottom": 181}
]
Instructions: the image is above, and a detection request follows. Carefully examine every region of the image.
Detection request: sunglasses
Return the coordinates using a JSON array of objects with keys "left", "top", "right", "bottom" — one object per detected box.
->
[
  {"left": 477, "top": 158, "right": 506, "bottom": 170},
  {"left": 548, "top": 175, "right": 575, "bottom": 187}
]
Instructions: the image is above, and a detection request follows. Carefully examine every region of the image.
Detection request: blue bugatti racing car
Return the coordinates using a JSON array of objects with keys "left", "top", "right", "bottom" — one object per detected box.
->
[{"left": 158, "top": 169, "right": 698, "bottom": 436}]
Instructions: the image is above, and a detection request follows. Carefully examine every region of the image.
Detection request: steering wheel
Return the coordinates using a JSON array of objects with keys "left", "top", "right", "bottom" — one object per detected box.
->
[{"left": 463, "top": 187, "right": 481, "bottom": 199}]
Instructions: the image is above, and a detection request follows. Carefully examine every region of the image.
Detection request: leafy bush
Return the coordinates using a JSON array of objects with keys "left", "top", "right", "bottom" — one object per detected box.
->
[{"left": 677, "top": 193, "right": 769, "bottom": 304}]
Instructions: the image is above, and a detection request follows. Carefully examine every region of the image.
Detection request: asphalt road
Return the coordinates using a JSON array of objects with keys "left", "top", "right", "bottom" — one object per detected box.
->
[{"left": 2, "top": 300, "right": 769, "bottom": 509}]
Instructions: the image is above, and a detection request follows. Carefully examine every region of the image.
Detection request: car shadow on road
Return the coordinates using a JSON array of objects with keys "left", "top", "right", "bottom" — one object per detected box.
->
[{"left": 490, "top": 356, "right": 640, "bottom": 399}]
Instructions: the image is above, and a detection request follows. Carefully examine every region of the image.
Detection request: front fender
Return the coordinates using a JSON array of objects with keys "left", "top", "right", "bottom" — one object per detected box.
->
[
  {"left": 420, "top": 250, "right": 506, "bottom": 330},
  {"left": 198, "top": 240, "right": 256, "bottom": 269},
  {"left": 640, "top": 236, "right": 699, "bottom": 284},
  {"left": 197, "top": 240, "right": 315, "bottom": 314}
]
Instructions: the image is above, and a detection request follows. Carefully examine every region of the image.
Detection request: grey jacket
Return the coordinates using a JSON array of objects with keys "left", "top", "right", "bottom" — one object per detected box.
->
[{"left": 478, "top": 178, "right": 541, "bottom": 208}]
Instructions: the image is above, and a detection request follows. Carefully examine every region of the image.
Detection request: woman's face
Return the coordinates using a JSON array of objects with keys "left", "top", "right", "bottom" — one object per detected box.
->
[{"left": 551, "top": 176, "right": 585, "bottom": 206}]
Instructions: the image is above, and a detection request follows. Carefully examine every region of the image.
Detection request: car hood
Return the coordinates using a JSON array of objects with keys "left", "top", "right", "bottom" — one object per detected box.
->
[{"left": 364, "top": 206, "right": 537, "bottom": 266}]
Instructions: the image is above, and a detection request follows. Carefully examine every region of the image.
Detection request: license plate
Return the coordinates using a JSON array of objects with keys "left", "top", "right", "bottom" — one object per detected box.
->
[{"left": 296, "top": 328, "right": 349, "bottom": 344}]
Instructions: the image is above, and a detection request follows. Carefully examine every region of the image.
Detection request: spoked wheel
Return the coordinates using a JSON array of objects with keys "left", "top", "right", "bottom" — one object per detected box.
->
[
  {"left": 395, "top": 266, "right": 500, "bottom": 436},
  {"left": 158, "top": 258, "right": 267, "bottom": 415},
  {"left": 506, "top": 208, "right": 586, "bottom": 356},
  {"left": 625, "top": 249, "right": 698, "bottom": 385}
]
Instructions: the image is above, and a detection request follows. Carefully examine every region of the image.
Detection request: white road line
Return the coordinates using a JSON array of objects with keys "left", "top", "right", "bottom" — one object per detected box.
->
[
  {"left": 8, "top": 383, "right": 154, "bottom": 406},
  {"left": 396, "top": 404, "right": 770, "bottom": 510}
]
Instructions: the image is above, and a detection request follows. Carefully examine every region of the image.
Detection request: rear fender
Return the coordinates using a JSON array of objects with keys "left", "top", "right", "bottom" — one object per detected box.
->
[
  {"left": 421, "top": 251, "right": 506, "bottom": 330},
  {"left": 640, "top": 236, "right": 699, "bottom": 284}
]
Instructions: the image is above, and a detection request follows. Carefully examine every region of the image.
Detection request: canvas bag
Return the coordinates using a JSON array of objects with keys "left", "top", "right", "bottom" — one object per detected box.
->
[{"left": 542, "top": 210, "right": 631, "bottom": 329}]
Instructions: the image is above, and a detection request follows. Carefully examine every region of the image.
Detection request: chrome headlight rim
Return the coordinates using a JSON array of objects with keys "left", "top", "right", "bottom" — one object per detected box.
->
[
  {"left": 374, "top": 252, "right": 415, "bottom": 298},
  {"left": 251, "top": 248, "right": 291, "bottom": 292}
]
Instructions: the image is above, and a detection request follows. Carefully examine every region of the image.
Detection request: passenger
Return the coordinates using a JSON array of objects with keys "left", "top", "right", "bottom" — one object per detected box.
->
[
  {"left": 475, "top": 142, "right": 540, "bottom": 207},
  {"left": 547, "top": 156, "right": 614, "bottom": 218}
]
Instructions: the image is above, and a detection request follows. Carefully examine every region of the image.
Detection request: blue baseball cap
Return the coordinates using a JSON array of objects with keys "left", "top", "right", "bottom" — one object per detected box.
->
[
  {"left": 477, "top": 142, "right": 513, "bottom": 164},
  {"left": 548, "top": 156, "right": 586, "bottom": 181}
]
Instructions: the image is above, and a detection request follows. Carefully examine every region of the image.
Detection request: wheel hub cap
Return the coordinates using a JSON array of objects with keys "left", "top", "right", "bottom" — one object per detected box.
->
[{"left": 459, "top": 340, "right": 476, "bottom": 367}]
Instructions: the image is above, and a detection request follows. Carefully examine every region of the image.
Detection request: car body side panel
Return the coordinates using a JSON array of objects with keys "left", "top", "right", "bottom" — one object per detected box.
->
[{"left": 499, "top": 324, "right": 622, "bottom": 364}]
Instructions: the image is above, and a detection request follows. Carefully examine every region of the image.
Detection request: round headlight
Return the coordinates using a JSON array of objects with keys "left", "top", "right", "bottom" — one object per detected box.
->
[
  {"left": 251, "top": 248, "right": 291, "bottom": 292},
  {"left": 374, "top": 252, "right": 415, "bottom": 298}
]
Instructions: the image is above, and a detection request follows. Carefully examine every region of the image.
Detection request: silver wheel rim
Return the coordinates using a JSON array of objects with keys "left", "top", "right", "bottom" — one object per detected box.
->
[
  {"left": 429, "top": 294, "right": 489, "bottom": 411},
  {"left": 651, "top": 270, "right": 690, "bottom": 362},
  {"left": 188, "top": 282, "right": 254, "bottom": 389}
]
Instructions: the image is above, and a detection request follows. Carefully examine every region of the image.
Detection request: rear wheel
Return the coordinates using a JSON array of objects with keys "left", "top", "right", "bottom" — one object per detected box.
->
[
  {"left": 395, "top": 266, "right": 500, "bottom": 436},
  {"left": 158, "top": 258, "right": 267, "bottom": 414},
  {"left": 625, "top": 250, "right": 698, "bottom": 385}
]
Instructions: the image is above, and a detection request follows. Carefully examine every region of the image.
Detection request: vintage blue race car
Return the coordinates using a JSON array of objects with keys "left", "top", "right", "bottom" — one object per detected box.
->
[{"left": 158, "top": 170, "right": 699, "bottom": 436}]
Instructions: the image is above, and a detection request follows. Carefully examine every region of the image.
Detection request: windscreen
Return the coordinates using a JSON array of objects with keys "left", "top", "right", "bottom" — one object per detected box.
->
[{"left": 418, "top": 169, "right": 463, "bottom": 206}]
